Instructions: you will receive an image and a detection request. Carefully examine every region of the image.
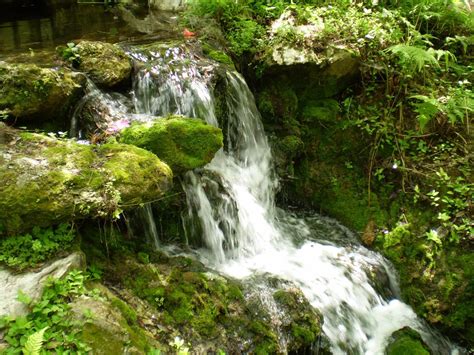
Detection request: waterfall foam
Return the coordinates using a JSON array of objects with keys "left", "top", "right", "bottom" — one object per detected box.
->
[{"left": 129, "top": 44, "right": 459, "bottom": 354}]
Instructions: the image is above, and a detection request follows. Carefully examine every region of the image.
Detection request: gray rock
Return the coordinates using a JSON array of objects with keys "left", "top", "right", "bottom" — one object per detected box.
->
[
  {"left": 0, "top": 252, "right": 85, "bottom": 317},
  {"left": 148, "top": 0, "right": 186, "bottom": 11}
]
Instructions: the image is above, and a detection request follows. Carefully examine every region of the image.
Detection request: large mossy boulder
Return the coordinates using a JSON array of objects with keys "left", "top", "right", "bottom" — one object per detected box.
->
[
  {"left": 0, "top": 63, "right": 84, "bottom": 127},
  {"left": 0, "top": 125, "right": 172, "bottom": 234},
  {"left": 385, "top": 327, "right": 431, "bottom": 355},
  {"left": 71, "top": 286, "right": 160, "bottom": 354},
  {"left": 84, "top": 243, "right": 324, "bottom": 354},
  {"left": 120, "top": 116, "right": 223, "bottom": 173},
  {"left": 75, "top": 41, "right": 132, "bottom": 88}
]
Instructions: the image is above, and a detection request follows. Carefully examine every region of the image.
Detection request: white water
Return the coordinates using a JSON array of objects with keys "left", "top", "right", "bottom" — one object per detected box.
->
[{"left": 129, "top": 45, "right": 458, "bottom": 354}]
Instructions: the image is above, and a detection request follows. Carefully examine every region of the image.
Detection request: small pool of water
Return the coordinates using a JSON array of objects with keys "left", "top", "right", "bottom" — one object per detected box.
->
[{"left": 0, "top": 1, "right": 180, "bottom": 63}]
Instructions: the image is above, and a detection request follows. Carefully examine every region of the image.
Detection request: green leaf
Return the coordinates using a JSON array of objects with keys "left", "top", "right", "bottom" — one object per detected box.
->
[
  {"left": 17, "top": 291, "right": 32, "bottom": 306},
  {"left": 22, "top": 326, "right": 48, "bottom": 355}
]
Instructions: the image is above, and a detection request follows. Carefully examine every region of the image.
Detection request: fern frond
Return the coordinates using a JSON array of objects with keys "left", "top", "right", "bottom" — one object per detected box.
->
[
  {"left": 22, "top": 326, "right": 48, "bottom": 355},
  {"left": 387, "top": 44, "right": 439, "bottom": 73}
]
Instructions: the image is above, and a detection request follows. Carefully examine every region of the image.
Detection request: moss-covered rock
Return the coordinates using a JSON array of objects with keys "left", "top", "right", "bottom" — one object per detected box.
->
[
  {"left": 273, "top": 288, "right": 323, "bottom": 351},
  {"left": 75, "top": 41, "right": 132, "bottom": 88},
  {"left": 376, "top": 222, "right": 474, "bottom": 347},
  {"left": 385, "top": 327, "right": 431, "bottom": 355},
  {"left": 71, "top": 286, "right": 160, "bottom": 354},
  {"left": 0, "top": 62, "right": 84, "bottom": 127},
  {"left": 82, "top": 237, "right": 324, "bottom": 354},
  {"left": 0, "top": 126, "right": 172, "bottom": 234},
  {"left": 119, "top": 116, "right": 223, "bottom": 173}
]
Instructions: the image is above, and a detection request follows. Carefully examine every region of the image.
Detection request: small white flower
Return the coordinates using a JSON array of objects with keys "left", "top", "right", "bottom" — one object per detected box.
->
[{"left": 392, "top": 163, "right": 398, "bottom": 170}]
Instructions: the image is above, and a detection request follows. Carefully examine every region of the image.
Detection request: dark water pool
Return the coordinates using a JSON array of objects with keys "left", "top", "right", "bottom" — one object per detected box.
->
[{"left": 0, "top": 0, "right": 179, "bottom": 62}]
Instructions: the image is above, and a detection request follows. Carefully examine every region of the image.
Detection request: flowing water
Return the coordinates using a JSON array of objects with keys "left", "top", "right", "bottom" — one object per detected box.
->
[{"left": 128, "top": 45, "right": 458, "bottom": 354}]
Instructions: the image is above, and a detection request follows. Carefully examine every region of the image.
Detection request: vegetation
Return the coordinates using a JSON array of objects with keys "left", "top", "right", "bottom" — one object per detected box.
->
[
  {"left": 184, "top": 0, "right": 473, "bottom": 347},
  {"left": 0, "top": 224, "right": 75, "bottom": 271},
  {"left": 0, "top": 271, "right": 92, "bottom": 354},
  {"left": 0, "top": 0, "right": 472, "bottom": 353}
]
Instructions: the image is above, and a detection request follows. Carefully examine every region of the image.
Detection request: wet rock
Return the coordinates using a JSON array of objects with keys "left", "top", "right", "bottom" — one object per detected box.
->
[
  {"left": 362, "top": 220, "right": 376, "bottom": 247},
  {"left": 148, "top": 0, "right": 186, "bottom": 11},
  {"left": 89, "top": 248, "right": 325, "bottom": 354},
  {"left": 0, "top": 126, "right": 172, "bottom": 234},
  {"left": 119, "top": 116, "right": 223, "bottom": 173},
  {"left": 70, "top": 286, "right": 160, "bottom": 354},
  {"left": 385, "top": 327, "right": 432, "bottom": 355},
  {"left": 0, "top": 62, "right": 84, "bottom": 127},
  {"left": 0, "top": 252, "right": 84, "bottom": 317},
  {"left": 75, "top": 41, "right": 132, "bottom": 88},
  {"left": 273, "top": 288, "right": 324, "bottom": 352},
  {"left": 71, "top": 82, "right": 133, "bottom": 138}
]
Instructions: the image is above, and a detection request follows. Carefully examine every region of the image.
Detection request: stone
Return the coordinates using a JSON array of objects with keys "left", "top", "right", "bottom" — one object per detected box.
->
[
  {"left": 119, "top": 116, "right": 223, "bottom": 173},
  {"left": 75, "top": 41, "right": 132, "bottom": 88},
  {"left": 0, "top": 252, "right": 84, "bottom": 318},
  {"left": 385, "top": 327, "right": 432, "bottom": 355},
  {"left": 0, "top": 126, "right": 173, "bottom": 234},
  {"left": 148, "top": 0, "right": 186, "bottom": 11},
  {"left": 0, "top": 62, "right": 84, "bottom": 126}
]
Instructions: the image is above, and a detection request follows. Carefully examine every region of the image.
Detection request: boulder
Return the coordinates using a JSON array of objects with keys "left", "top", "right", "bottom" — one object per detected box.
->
[
  {"left": 93, "top": 249, "right": 325, "bottom": 354},
  {"left": 0, "top": 125, "right": 172, "bottom": 234},
  {"left": 0, "top": 62, "right": 84, "bottom": 126},
  {"left": 75, "top": 41, "right": 132, "bottom": 88},
  {"left": 0, "top": 252, "right": 84, "bottom": 317},
  {"left": 71, "top": 290, "right": 160, "bottom": 354},
  {"left": 148, "top": 0, "right": 186, "bottom": 11},
  {"left": 385, "top": 327, "right": 431, "bottom": 355},
  {"left": 119, "top": 116, "right": 223, "bottom": 173},
  {"left": 257, "top": 10, "right": 360, "bottom": 102}
]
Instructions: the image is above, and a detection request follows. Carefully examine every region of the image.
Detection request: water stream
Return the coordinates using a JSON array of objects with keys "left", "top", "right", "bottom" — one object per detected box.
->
[{"left": 129, "top": 45, "right": 457, "bottom": 354}]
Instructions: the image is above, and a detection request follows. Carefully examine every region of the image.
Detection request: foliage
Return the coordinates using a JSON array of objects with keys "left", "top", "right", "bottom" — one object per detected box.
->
[
  {"left": 59, "top": 42, "right": 81, "bottom": 66},
  {"left": 188, "top": 0, "right": 473, "bottom": 345},
  {"left": 0, "top": 271, "right": 93, "bottom": 354},
  {"left": 0, "top": 224, "right": 75, "bottom": 271},
  {"left": 22, "top": 327, "right": 48, "bottom": 355}
]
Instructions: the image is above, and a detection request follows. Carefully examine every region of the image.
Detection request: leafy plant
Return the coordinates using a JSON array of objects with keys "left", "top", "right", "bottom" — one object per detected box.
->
[
  {"left": 22, "top": 326, "right": 48, "bottom": 355},
  {"left": 0, "top": 271, "right": 92, "bottom": 354},
  {"left": 60, "top": 42, "right": 81, "bottom": 66},
  {"left": 386, "top": 44, "right": 455, "bottom": 75},
  {"left": 0, "top": 224, "right": 75, "bottom": 271}
]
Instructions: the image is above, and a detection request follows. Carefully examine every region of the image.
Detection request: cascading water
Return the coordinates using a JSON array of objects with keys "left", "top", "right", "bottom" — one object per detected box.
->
[{"left": 129, "top": 44, "right": 459, "bottom": 354}]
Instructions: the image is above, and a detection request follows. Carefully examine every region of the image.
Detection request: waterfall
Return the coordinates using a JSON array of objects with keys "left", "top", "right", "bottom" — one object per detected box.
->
[{"left": 129, "top": 44, "right": 459, "bottom": 354}]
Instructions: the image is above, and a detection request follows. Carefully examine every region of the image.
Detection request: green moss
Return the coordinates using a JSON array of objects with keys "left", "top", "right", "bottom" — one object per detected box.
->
[
  {"left": 257, "top": 82, "right": 298, "bottom": 124},
  {"left": 119, "top": 116, "right": 223, "bottom": 173},
  {"left": 82, "top": 323, "right": 124, "bottom": 355},
  {"left": 249, "top": 321, "right": 279, "bottom": 355},
  {"left": 0, "top": 62, "right": 83, "bottom": 126},
  {"left": 385, "top": 328, "right": 430, "bottom": 355},
  {"left": 0, "top": 127, "right": 172, "bottom": 234},
  {"left": 279, "top": 135, "right": 304, "bottom": 157},
  {"left": 291, "top": 324, "right": 316, "bottom": 344},
  {"left": 301, "top": 99, "right": 340, "bottom": 122},
  {"left": 273, "top": 289, "right": 322, "bottom": 350},
  {"left": 202, "top": 43, "right": 235, "bottom": 67},
  {"left": 75, "top": 41, "right": 131, "bottom": 88},
  {"left": 376, "top": 218, "right": 474, "bottom": 346},
  {"left": 111, "top": 298, "right": 138, "bottom": 325}
]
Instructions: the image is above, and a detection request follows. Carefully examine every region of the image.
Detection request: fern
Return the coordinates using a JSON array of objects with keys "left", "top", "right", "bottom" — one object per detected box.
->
[
  {"left": 411, "top": 94, "right": 442, "bottom": 130},
  {"left": 387, "top": 44, "right": 439, "bottom": 73},
  {"left": 22, "top": 326, "right": 48, "bottom": 355}
]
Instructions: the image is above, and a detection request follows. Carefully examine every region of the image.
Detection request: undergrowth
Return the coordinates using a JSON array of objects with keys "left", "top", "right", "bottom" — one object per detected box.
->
[
  {"left": 0, "top": 224, "right": 76, "bottom": 271},
  {"left": 0, "top": 271, "right": 95, "bottom": 354}
]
